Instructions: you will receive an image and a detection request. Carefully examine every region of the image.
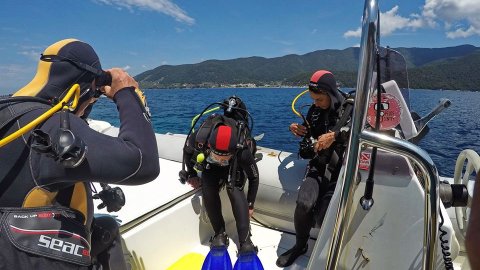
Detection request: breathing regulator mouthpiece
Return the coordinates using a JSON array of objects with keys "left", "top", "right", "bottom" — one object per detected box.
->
[
  {"left": 93, "top": 183, "right": 126, "bottom": 212},
  {"left": 29, "top": 84, "right": 88, "bottom": 168},
  {"left": 31, "top": 108, "right": 87, "bottom": 168},
  {"left": 52, "top": 110, "right": 87, "bottom": 168}
]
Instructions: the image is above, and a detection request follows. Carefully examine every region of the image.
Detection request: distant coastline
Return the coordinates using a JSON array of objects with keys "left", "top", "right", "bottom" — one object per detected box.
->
[
  {"left": 135, "top": 45, "right": 480, "bottom": 92},
  {"left": 141, "top": 85, "right": 479, "bottom": 92}
]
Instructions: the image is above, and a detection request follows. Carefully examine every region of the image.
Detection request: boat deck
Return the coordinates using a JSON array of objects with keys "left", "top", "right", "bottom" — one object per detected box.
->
[{"left": 180, "top": 221, "right": 315, "bottom": 269}]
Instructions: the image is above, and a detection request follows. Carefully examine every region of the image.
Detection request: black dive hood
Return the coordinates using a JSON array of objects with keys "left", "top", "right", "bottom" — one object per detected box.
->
[
  {"left": 309, "top": 70, "right": 343, "bottom": 111},
  {"left": 13, "top": 39, "right": 102, "bottom": 115}
]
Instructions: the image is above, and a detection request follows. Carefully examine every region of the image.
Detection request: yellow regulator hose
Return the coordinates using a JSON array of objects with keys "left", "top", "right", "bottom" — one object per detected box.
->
[{"left": 0, "top": 84, "right": 80, "bottom": 147}]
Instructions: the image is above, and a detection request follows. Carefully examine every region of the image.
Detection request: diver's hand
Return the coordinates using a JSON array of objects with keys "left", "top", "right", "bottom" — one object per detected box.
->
[
  {"left": 187, "top": 176, "right": 201, "bottom": 189},
  {"left": 289, "top": 123, "right": 307, "bottom": 137},
  {"left": 103, "top": 68, "right": 139, "bottom": 99},
  {"left": 315, "top": 131, "right": 336, "bottom": 152}
]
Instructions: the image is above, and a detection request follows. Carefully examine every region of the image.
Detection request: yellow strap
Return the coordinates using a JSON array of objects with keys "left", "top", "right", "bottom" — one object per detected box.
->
[
  {"left": 291, "top": 89, "right": 309, "bottom": 118},
  {"left": 0, "top": 84, "right": 80, "bottom": 148}
]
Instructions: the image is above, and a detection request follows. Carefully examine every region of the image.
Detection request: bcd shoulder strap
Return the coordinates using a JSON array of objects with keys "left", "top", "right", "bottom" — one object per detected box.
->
[
  {"left": 331, "top": 96, "right": 354, "bottom": 133},
  {"left": 0, "top": 100, "right": 51, "bottom": 131}
]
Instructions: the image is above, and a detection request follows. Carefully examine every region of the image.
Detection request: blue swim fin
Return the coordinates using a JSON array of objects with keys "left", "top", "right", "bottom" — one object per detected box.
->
[
  {"left": 201, "top": 246, "right": 233, "bottom": 270},
  {"left": 233, "top": 251, "right": 264, "bottom": 270}
]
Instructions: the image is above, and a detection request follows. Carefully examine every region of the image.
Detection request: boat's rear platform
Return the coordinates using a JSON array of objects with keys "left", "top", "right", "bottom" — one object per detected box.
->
[
  {"left": 116, "top": 185, "right": 315, "bottom": 270},
  {"left": 185, "top": 221, "right": 315, "bottom": 270}
]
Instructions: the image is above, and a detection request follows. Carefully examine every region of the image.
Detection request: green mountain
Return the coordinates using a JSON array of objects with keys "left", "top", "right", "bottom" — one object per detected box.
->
[{"left": 135, "top": 45, "right": 480, "bottom": 90}]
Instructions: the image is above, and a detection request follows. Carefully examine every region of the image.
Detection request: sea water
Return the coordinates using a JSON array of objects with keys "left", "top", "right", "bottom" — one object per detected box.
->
[{"left": 89, "top": 88, "right": 480, "bottom": 177}]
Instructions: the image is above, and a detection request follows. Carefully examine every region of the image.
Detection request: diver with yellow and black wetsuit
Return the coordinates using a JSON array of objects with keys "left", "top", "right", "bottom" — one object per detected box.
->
[{"left": 0, "top": 39, "right": 159, "bottom": 270}]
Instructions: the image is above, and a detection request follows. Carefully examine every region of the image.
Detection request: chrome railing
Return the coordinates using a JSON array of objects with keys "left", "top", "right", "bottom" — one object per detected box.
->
[
  {"left": 324, "top": 0, "right": 379, "bottom": 267},
  {"left": 323, "top": 0, "right": 440, "bottom": 269}
]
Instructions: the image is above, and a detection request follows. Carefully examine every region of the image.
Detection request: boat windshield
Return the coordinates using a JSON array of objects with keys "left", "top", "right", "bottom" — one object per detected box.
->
[{"left": 378, "top": 46, "right": 411, "bottom": 110}]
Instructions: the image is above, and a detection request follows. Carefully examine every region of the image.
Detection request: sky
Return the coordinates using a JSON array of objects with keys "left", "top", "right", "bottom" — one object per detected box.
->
[{"left": 1, "top": 0, "right": 479, "bottom": 91}]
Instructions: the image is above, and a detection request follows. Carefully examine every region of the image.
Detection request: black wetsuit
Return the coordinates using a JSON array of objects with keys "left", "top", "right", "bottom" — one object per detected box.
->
[
  {"left": 294, "top": 104, "right": 350, "bottom": 248},
  {"left": 0, "top": 87, "right": 159, "bottom": 270},
  {"left": 184, "top": 130, "right": 259, "bottom": 245}
]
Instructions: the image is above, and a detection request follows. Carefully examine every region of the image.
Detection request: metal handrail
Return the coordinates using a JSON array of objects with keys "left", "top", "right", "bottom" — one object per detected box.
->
[
  {"left": 323, "top": 0, "right": 440, "bottom": 269},
  {"left": 324, "top": 0, "right": 379, "bottom": 267},
  {"left": 360, "top": 131, "right": 439, "bottom": 270}
]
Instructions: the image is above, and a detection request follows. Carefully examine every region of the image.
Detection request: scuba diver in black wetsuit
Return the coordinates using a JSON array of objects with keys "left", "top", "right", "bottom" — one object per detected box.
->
[
  {"left": 0, "top": 39, "right": 159, "bottom": 270},
  {"left": 180, "top": 97, "right": 260, "bottom": 255},
  {"left": 276, "top": 70, "right": 353, "bottom": 267}
]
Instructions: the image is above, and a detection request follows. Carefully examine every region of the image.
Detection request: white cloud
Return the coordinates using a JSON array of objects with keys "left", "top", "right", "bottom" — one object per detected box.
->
[
  {"left": 422, "top": 0, "right": 480, "bottom": 38},
  {"left": 344, "top": 1, "right": 480, "bottom": 39},
  {"left": 0, "top": 65, "right": 27, "bottom": 77},
  {"left": 344, "top": 27, "right": 361, "bottom": 38},
  {"left": 161, "top": 61, "right": 168, "bottom": 65},
  {"left": 18, "top": 50, "right": 41, "bottom": 61},
  {"left": 311, "top": 29, "right": 318, "bottom": 34},
  {"left": 0, "top": 64, "right": 36, "bottom": 92},
  {"left": 123, "top": 65, "right": 131, "bottom": 70},
  {"left": 94, "top": 0, "right": 195, "bottom": 25},
  {"left": 446, "top": 26, "right": 479, "bottom": 38},
  {"left": 381, "top": 6, "right": 425, "bottom": 36},
  {"left": 344, "top": 6, "right": 424, "bottom": 38}
]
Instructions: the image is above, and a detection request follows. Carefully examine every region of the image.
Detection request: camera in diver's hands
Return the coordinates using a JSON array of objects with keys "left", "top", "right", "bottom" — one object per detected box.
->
[{"left": 299, "top": 137, "right": 316, "bottom": 159}]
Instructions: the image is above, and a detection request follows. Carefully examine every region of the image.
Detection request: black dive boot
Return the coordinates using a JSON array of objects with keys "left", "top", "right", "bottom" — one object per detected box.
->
[
  {"left": 276, "top": 244, "right": 308, "bottom": 267},
  {"left": 238, "top": 238, "right": 258, "bottom": 255},
  {"left": 210, "top": 232, "right": 229, "bottom": 248}
]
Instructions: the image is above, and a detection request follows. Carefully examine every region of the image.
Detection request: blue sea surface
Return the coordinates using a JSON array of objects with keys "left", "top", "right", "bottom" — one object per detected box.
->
[{"left": 89, "top": 88, "right": 480, "bottom": 177}]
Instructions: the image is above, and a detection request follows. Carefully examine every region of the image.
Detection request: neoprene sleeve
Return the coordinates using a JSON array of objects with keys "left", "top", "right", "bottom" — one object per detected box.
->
[
  {"left": 238, "top": 148, "right": 259, "bottom": 207},
  {"left": 31, "top": 87, "right": 159, "bottom": 186}
]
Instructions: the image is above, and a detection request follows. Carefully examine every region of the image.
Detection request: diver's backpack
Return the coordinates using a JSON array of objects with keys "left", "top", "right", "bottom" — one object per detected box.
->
[
  {"left": 193, "top": 114, "right": 237, "bottom": 152},
  {"left": 192, "top": 113, "right": 254, "bottom": 154}
]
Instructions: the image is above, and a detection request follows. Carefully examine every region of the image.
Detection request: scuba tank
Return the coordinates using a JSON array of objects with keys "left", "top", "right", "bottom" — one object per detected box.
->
[{"left": 179, "top": 96, "right": 254, "bottom": 186}]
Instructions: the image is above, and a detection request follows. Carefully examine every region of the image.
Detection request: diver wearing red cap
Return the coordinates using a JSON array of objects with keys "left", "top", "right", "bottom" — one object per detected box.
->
[{"left": 277, "top": 70, "right": 352, "bottom": 267}]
